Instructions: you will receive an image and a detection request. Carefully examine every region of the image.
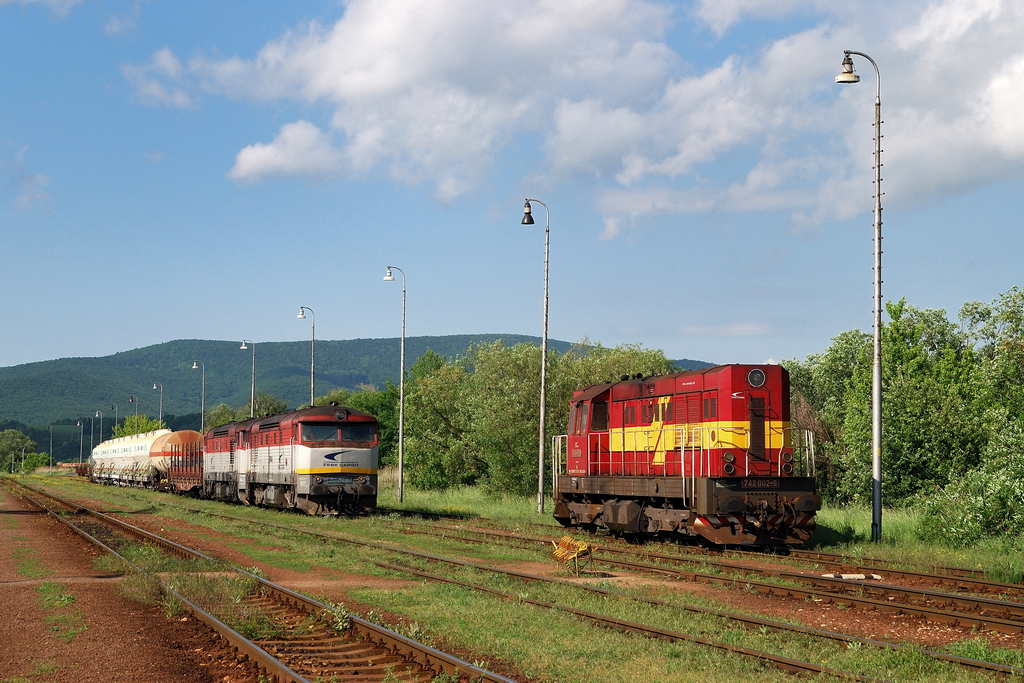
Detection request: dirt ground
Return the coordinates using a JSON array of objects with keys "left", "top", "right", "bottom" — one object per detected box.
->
[{"left": 0, "top": 487, "right": 262, "bottom": 683}]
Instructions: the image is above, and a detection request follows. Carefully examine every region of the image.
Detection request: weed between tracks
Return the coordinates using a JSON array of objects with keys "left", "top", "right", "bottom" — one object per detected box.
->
[{"left": 30, "top": 475, "right": 1024, "bottom": 682}]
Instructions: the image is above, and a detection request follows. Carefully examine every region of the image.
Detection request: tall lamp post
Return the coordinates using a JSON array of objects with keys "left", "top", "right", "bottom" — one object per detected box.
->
[
  {"left": 153, "top": 383, "right": 163, "bottom": 426},
  {"left": 836, "top": 50, "right": 884, "bottom": 542},
  {"left": 521, "top": 198, "right": 550, "bottom": 515},
  {"left": 48, "top": 425, "right": 53, "bottom": 474},
  {"left": 89, "top": 414, "right": 95, "bottom": 452},
  {"left": 110, "top": 403, "right": 118, "bottom": 433},
  {"left": 77, "top": 421, "right": 83, "bottom": 464},
  {"left": 240, "top": 340, "right": 257, "bottom": 417},
  {"left": 95, "top": 410, "right": 103, "bottom": 444},
  {"left": 192, "top": 361, "right": 206, "bottom": 433},
  {"left": 297, "top": 307, "right": 316, "bottom": 407},
  {"left": 383, "top": 266, "right": 407, "bottom": 503}
]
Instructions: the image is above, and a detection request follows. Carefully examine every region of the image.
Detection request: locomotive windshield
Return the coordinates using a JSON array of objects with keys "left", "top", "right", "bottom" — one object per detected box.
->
[{"left": 300, "top": 422, "right": 376, "bottom": 444}]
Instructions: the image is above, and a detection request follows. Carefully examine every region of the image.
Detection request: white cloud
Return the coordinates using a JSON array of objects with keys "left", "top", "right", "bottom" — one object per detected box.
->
[
  {"left": 123, "top": 0, "right": 1024, "bottom": 230},
  {"left": 0, "top": 0, "right": 84, "bottom": 17},
  {"left": 128, "top": 0, "right": 675, "bottom": 197},
  {"left": 227, "top": 121, "right": 343, "bottom": 183},
  {"left": 2, "top": 145, "right": 51, "bottom": 211},
  {"left": 122, "top": 48, "right": 193, "bottom": 108}
]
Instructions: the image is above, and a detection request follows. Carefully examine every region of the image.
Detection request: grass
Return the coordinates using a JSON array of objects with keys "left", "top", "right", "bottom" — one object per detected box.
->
[
  {"left": 12, "top": 547, "right": 52, "bottom": 579},
  {"left": 0, "top": 661, "right": 68, "bottom": 683},
  {"left": 36, "top": 582, "right": 87, "bottom": 642}
]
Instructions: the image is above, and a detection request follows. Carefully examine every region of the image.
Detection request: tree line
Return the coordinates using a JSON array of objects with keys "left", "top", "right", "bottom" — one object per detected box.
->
[{"left": 786, "top": 287, "right": 1024, "bottom": 546}]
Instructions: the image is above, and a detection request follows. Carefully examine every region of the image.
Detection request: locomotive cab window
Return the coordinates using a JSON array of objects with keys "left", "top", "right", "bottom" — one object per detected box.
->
[
  {"left": 301, "top": 424, "right": 340, "bottom": 442},
  {"left": 591, "top": 401, "right": 609, "bottom": 431},
  {"left": 341, "top": 423, "right": 376, "bottom": 443}
]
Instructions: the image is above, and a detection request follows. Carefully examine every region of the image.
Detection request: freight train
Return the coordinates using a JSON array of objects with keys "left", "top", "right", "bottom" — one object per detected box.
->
[
  {"left": 553, "top": 364, "right": 819, "bottom": 546},
  {"left": 88, "top": 405, "right": 378, "bottom": 514}
]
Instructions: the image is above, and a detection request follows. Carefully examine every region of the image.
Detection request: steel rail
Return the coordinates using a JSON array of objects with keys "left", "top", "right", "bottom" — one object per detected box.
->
[
  {"left": 46, "top": 489, "right": 1024, "bottom": 680},
  {"left": 373, "top": 555, "right": 1024, "bottom": 679},
  {"left": 4, "top": 482, "right": 309, "bottom": 683},
  {"left": 401, "top": 525, "right": 1024, "bottom": 634},
  {"left": 373, "top": 562, "right": 884, "bottom": 682},
  {"left": 448, "top": 517, "right": 994, "bottom": 582},
  {"left": 9, "top": 481, "right": 515, "bottom": 683},
  {"left": 416, "top": 524, "right": 1024, "bottom": 620},
  {"left": 677, "top": 545, "right": 1000, "bottom": 590}
]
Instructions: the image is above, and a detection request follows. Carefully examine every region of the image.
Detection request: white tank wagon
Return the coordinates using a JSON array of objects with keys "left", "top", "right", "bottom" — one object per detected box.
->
[{"left": 90, "top": 429, "right": 191, "bottom": 487}]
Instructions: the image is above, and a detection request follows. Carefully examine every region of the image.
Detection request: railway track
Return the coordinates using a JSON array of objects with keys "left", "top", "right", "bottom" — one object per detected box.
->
[
  {"left": 37, "top": 484, "right": 1024, "bottom": 680},
  {"left": 5, "top": 480, "right": 514, "bottom": 683},
  {"left": 404, "top": 524, "right": 1024, "bottom": 634},
  {"left": 477, "top": 518, "right": 998, "bottom": 584}
]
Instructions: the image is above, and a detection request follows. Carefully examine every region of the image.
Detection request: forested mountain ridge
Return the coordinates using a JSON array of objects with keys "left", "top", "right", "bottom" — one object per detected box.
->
[{"left": 0, "top": 335, "right": 713, "bottom": 427}]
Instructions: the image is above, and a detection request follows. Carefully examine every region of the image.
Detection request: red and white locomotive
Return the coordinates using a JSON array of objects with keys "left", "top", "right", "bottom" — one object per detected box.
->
[
  {"left": 89, "top": 405, "right": 378, "bottom": 514},
  {"left": 554, "top": 364, "right": 819, "bottom": 546}
]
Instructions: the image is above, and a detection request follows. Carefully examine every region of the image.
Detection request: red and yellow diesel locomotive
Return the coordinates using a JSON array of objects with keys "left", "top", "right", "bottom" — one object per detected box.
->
[{"left": 554, "top": 364, "right": 820, "bottom": 546}]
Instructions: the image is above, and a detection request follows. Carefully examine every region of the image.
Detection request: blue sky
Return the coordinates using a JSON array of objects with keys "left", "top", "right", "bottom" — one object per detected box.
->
[{"left": 2, "top": 0, "right": 1022, "bottom": 370}]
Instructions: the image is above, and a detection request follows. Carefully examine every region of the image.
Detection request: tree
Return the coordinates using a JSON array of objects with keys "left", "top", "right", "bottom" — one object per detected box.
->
[
  {"left": 245, "top": 391, "right": 288, "bottom": 419},
  {"left": 787, "top": 299, "right": 986, "bottom": 505},
  {"left": 403, "top": 340, "right": 675, "bottom": 495},
  {"left": 206, "top": 404, "right": 238, "bottom": 430},
  {"left": 346, "top": 382, "right": 399, "bottom": 467},
  {"left": 0, "top": 429, "right": 37, "bottom": 474},
  {"left": 112, "top": 414, "right": 165, "bottom": 438}
]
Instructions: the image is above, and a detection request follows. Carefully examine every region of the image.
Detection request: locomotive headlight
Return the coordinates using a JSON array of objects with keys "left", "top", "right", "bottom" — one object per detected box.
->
[
  {"left": 315, "top": 476, "right": 322, "bottom": 483},
  {"left": 723, "top": 452, "right": 736, "bottom": 463},
  {"left": 781, "top": 451, "right": 793, "bottom": 462},
  {"left": 747, "top": 368, "right": 766, "bottom": 387},
  {"left": 723, "top": 462, "right": 736, "bottom": 475},
  {"left": 781, "top": 462, "right": 794, "bottom": 474},
  {"left": 358, "top": 476, "right": 366, "bottom": 483}
]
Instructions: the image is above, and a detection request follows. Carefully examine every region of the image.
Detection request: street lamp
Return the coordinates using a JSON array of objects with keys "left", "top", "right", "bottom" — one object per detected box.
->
[
  {"left": 95, "top": 410, "right": 103, "bottom": 444},
  {"left": 836, "top": 49, "right": 884, "bottom": 542},
  {"left": 383, "top": 266, "right": 407, "bottom": 503},
  {"left": 192, "top": 361, "right": 206, "bottom": 433},
  {"left": 240, "top": 340, "right": 256, "bottom": 417},
  {"left": 110, "top": 403, "right": 118, "bottom": 432},
  {"left": 89, "top": 414, "right": 95, "bottom": 452},
  {"left": 297, "top": 307, "right": 316, "bottom": 407},
  {"left": 48, "top": 425, "right": 53, "bottom": 474},
  {"left": 153, "top": 383, "right": 163, "bottom": 426},
  {"left": 77, "top": 421, "right": 83, "bottom": 464},
  {"left": 521, "top": 198, "right": 550, "bottom": 515}
]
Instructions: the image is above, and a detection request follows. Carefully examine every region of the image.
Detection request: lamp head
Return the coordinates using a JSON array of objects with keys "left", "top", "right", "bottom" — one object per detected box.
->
[
  {"left": 297, "top": 308, "right": 306, "bottom": 320},
  {"left": 521, "top": 200, "right": 534, "bottom": 225},
  {"left": 95, "top": 411, "right": 100, "bottom": 418},
  {"left": 129, "top": 395, "right": 135, "bottom": 403},
  {"left": 240, "top": 341, "right": 248, "bottom": 350},
  {"left": 191, "top": 361, "right": 199, "bottom": 370},
  {"left": 836, "top": 54, "right": 860, "bottom": 84},
  {"left": 152, "top": 383, "right": 158, "bottom": 390},
  {"left": 383, "top": 267, "right": 394, "bottom": 282}
]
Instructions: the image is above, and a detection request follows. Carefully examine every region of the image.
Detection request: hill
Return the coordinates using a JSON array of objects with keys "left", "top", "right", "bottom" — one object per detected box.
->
[{"left": 0, "top": 335, "right": 713, "bottom": 430}]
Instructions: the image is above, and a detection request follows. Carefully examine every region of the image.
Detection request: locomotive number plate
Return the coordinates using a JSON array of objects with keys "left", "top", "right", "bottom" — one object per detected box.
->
[{"left": 741, "top": 478, "right": 779, "bottom": 489}]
